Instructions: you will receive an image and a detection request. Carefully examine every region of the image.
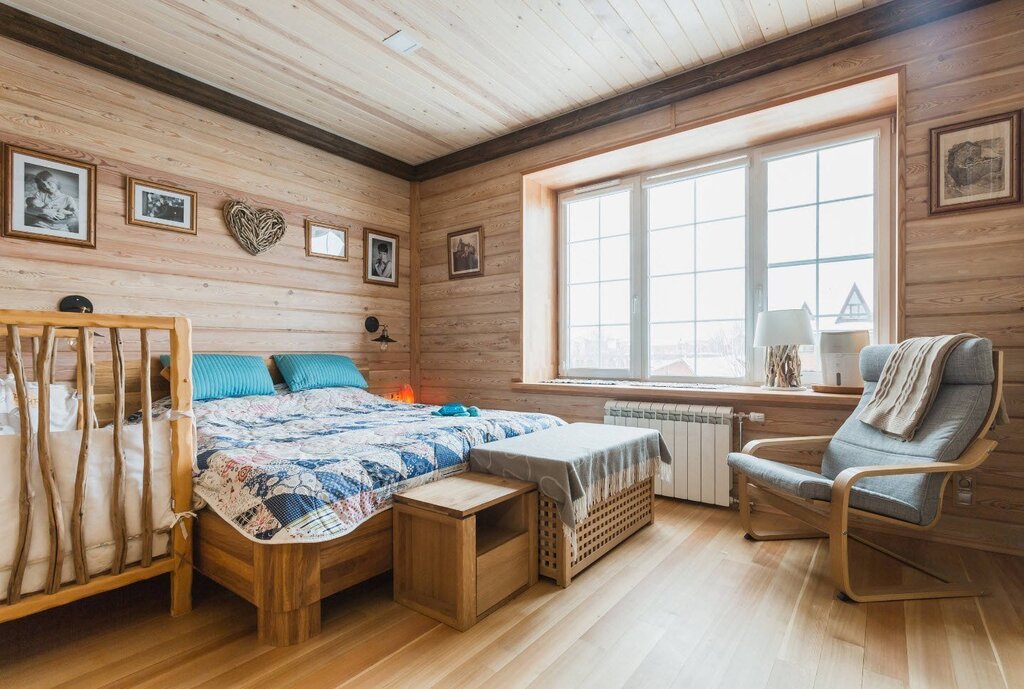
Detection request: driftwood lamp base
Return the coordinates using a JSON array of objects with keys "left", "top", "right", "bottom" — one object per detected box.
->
[{"left": 762, "top": 344, "right": 805, "bottom": 390}]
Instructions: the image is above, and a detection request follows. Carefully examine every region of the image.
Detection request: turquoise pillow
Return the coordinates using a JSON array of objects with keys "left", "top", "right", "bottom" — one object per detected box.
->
[
  {"left": 159, "top": 354, "right": 275, "bottom": 401},
  {"left": 273, "top": 354, "right": 368, "bottom": 392}
]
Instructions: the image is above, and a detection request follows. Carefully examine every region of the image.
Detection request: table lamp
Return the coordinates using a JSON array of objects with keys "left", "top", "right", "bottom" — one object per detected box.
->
[{"left": 753, "top": 309, "right": 815, "bottom": 390}]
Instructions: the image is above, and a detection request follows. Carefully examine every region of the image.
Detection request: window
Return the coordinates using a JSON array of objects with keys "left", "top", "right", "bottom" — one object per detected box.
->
[
  {"left": 562, "top": 186, "right": 633, "bottom": 375},
  {"left": 647, "top": 166, "right": 747, "bottom": 380},
  {"left": 764, "top": 137, "right": 882, "bottom": 376},
  {"left": 558, "top": 120, "right": 893, "bottom": 384}
]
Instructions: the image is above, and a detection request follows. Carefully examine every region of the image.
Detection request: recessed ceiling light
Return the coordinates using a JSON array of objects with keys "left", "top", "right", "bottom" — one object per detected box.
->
[{"left": 383, "top": 30, "right": 422, "bottom": 55}]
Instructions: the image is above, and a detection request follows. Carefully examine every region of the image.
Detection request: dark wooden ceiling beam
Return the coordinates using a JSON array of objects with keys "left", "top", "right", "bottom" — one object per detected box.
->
[
  {"left": 0, "top": 0, "right": 998, "bottom": 183},
  {"left": 411, "top": 0, "right": 999, "bottom": 180},
  {"left": 0, "top": 4, "right": 417, "bottom": 180}
]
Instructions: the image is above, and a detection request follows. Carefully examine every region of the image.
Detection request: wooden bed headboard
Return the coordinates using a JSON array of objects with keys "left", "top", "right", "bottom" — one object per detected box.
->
[
  {"left": 2, "top": 332, "right": 376, "bottom": 425},
  {"left": 95, "top": 354, "right": 373, "bottom": 425}
]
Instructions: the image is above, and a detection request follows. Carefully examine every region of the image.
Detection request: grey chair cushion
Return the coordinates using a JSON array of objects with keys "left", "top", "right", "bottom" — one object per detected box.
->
[
  {"left": 728, "top": 452, "right": 921, "bottom": 524},
  {"left": 728, "top": 453, "right": 832, "bottom": 500},
  {"left": 860, "top": 339, "right": 994, "bottom": 384}
]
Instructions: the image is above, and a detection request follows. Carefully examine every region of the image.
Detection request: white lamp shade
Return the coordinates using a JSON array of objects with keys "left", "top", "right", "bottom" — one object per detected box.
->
[{"left": 753, "top": 309, "right": 814, "bottom": 347}]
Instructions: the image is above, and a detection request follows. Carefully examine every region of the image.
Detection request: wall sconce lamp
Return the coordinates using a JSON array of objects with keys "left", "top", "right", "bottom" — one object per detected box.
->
[
  {"left": 59, "top": 295, "right": 94, "bottom": 313},
  {"left": 365, "top": 316, "right": 397, "bottom": 352}
]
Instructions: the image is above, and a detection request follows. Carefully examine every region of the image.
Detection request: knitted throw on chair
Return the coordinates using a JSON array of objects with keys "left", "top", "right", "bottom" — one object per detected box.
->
[{"left": 859, "top": 333, "right": 976, "bottom": 441}]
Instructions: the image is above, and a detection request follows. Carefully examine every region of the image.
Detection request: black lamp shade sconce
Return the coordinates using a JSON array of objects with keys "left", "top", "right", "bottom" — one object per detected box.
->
[
  {"left": 59, "top": 295, "right": 94, "bottom": 313},
  {"left": 365, "top": 316, "right": 396, "bottom": 351}
]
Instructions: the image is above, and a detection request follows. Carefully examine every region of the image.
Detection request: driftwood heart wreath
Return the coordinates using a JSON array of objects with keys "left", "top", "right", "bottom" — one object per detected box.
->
[{"left": 223, "top": 200, "right": 287, "bottom": 255}]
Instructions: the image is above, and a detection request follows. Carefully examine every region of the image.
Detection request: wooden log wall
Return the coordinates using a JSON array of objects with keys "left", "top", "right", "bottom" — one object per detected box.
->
[
  {"left": 416, "top": 0, "right": 1024, "bottom": 555},
  {"left": 0, "top": 36, "right": 411, "bottom": 397}
]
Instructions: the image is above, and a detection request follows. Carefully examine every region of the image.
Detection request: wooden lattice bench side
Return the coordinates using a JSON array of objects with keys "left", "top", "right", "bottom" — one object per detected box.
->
[{"left": 538, "top": 477, "right": 654, "bottom": 587}]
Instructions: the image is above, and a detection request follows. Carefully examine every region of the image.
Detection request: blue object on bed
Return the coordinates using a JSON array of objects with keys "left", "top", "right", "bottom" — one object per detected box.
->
[
  {"left": 432, "top": 403, "right": 480, "bottom": 417},
  {"left": 143, "top": 386, "right": 563, "bottom": 543},
  {"left": 272, "top": 353, "right": 368, "bottom": 392},
  {"left": 159, "top": 353, "right": 275, "bottom": 401}
]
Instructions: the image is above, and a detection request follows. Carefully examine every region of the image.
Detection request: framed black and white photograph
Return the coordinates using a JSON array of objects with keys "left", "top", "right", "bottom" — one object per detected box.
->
[
  {"left": 127, "top": 177, "right": 197, "bottom": 234},
  {"left": 930, "top": 111, "right": 1020, "bottom": 215},
  {"left": 3, "top": 145, "right": 96, "bottom": 248},
  {"left": 305, "top": 219, "right": 348, "bottom": 261},
  {"left": 447, "top": 226, "right": 484, "bottom": 279},
  {"left": 363, "top": 228, "right": 399, "bottom": 287}
]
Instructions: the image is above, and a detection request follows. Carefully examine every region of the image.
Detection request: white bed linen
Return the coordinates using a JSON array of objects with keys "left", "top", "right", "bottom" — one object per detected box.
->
[
  {"left": 0, "top": 420, "right": 174, "bottom": 601},
  {"left": 0, "top": 375, "right": 78, "bottom": 435}
]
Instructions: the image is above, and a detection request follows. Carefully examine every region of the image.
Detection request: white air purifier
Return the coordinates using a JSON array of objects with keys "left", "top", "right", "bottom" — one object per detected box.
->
[{"left": 818, "top": 330, "right": 870, "bottom": 388}]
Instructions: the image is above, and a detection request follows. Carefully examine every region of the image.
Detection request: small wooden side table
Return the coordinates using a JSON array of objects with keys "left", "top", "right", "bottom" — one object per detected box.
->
[{"left": 393, "top": 472, "right": 538, "bottom": 631}]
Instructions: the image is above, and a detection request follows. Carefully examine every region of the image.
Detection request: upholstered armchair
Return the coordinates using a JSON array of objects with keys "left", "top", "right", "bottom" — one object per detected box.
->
[{"left": 728, "top": 338, "right": 1004, "bottom": 603}]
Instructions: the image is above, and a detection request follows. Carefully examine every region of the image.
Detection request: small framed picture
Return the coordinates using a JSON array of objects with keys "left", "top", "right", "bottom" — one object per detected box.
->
[
  {"left": 126, "top": 177, "right": 197, "bottom": 234},
  {"left": 364, "top": 228, "right": 399, "bottom": 287},
  {"left": 3, "top": 145, "right": 96, "bottom": 248},
  {"left": 305, "top": 220, "right": 348, "bottom": 261},
  {"left": 930, "top": 111, "right": 1021, "bottom": 215},
  {"left": 447, "top": 226, "right": 484, "bottom": 279}
]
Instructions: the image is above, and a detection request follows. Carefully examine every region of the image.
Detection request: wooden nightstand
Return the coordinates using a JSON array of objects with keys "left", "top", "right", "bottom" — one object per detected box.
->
[{"left": 392, "top": 472, "right": 538, "bottom": 631}]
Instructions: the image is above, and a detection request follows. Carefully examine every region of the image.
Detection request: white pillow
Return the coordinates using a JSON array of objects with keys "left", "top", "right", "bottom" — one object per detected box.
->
[{"left": 0, "top": 374, "right": 79, "bottom": 434}]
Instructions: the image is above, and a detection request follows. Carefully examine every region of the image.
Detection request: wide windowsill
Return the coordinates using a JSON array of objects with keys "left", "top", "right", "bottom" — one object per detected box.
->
[{"left": 511, "top": 380, "right": 861, "bottom": 408}]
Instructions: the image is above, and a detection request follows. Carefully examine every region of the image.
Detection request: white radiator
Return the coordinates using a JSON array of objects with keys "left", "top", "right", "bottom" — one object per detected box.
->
[{"left": 604, "top": 401, "right": 733, "bottom": 507}]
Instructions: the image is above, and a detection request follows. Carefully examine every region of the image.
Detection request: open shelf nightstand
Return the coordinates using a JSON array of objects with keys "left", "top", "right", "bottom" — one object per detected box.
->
[{"left": 392, "top": 472, "right": 538, "bottom": 631}]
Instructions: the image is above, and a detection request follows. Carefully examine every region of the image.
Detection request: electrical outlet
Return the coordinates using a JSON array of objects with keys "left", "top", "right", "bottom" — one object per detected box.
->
[{"left": 955, "top": 474, "right": 974, "bottom": 506}]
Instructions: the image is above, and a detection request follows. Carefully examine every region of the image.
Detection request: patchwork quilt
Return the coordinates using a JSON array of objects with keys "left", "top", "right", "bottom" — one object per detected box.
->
[{"left": 145, "top": 386, "right": 563, "bottom": 543}]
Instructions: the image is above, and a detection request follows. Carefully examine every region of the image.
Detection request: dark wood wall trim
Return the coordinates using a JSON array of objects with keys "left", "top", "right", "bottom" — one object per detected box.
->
[
  {"left": 412, "top": 0, "right": 997, "bottom": 180},
  {"left": 0, "top": 0, "right": 997, "bottom": 182},
  {"left": 0, "top": 4, "right": 416, "bottom": 181}
]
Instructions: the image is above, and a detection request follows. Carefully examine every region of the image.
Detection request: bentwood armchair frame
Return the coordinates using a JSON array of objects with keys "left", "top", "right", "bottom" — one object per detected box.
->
[
  {"left": 0, "top": 309, "right": 194, "bottom": 622},
  {"left": 736, "top": 350, "right": 1003, "bottom": 603}
]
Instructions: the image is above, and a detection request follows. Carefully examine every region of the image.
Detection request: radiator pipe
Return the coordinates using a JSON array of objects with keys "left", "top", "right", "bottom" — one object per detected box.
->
[{"left": 732, "top": 412, "right": 766, "bottom": 450}]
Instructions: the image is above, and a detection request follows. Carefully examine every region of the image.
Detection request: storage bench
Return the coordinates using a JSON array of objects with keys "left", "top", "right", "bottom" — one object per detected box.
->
[{"left": 470, "top": 422, "right": 666, "bottom": 587}]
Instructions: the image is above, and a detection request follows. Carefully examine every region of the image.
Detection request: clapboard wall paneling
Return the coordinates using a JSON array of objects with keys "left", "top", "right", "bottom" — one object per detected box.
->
[
  {"left": 417, "top": 0, "right": 1024, "bottom": 555},
  {"left": 0, "top": 36, "right": 410, "bottom": 395}
]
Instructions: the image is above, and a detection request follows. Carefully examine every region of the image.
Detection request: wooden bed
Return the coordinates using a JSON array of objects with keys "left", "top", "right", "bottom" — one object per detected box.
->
[
  {"left": 187, "top": 358, "right": 389, "bottom": 646},
  {"left": 0, "top": 309, "right": 195, "bottom": 624},
  {"left": 54, "top": 334, "right": 385, "bottom": 647},
  {"left": 37, "top": 335, "right": 499, "bottom": 647},
  {"left": 133, "top": 352, "right": 384, "bottom": 646}
]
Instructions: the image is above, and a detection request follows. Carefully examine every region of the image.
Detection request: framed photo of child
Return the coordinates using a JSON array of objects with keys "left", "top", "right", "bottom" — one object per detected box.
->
[
  {"left": 363, "top": 228, "right": 399, "bottom": 287},
  {"left": 447, "top": 226, "right": 484, "bottom": 279},
  {"left": 3, "top": 145, "right": 97, "bottom": 248}
]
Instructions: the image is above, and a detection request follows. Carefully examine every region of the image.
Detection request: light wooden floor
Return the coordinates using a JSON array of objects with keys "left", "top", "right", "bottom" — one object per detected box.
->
[{"left": 3, "top": 499, "right": 1023, "bottom": 689}]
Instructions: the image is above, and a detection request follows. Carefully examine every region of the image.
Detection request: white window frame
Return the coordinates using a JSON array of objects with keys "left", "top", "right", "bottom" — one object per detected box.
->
[
  {"left": 558, "top": 177, "right": 641, "bottom": 379},
  {"left": 558, "top": 118, "right": 894, "bottom": 384}
]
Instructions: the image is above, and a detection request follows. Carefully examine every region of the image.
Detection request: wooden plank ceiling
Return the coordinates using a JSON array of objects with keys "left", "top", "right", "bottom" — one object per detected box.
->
[{"left": 6, "top": 0, "right": 889, "bottom": 166}]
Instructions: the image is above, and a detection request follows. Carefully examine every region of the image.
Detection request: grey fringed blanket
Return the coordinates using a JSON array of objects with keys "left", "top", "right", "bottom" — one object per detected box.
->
[{"left": 469, "top": 422, "right": 671, "bottom": 530}]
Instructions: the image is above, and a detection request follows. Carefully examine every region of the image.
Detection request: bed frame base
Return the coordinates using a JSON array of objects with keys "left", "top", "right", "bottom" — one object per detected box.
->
[{"left": 195, "top": 508, "right": 393, "bottom": 646}]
